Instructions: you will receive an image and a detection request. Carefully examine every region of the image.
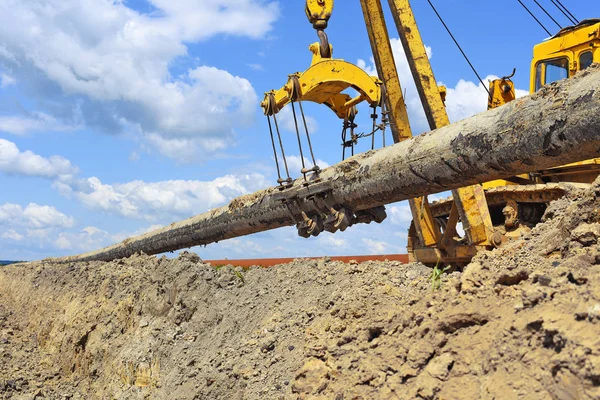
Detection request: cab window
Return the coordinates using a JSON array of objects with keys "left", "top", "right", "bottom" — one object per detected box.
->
[
  {"left": 535, "top": 63, "right": 543, "bottom": 92},
  {"left": 580, "top": 51, "right": 593, "bottom": 70},
  {"left": 535, "top": 57, "right": 569, "bottom": 91}
]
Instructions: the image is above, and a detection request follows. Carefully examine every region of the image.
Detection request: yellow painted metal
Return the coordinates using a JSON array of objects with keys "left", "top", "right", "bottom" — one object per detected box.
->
[
  {"left": 305, "top": 0, "right": 334, "bottom": 29},
  {"left": 261, "top": 45, "right": 382, "bottom": 119},
  {"left": 409, "top": 196, "right": 441, "bottom": 246},
  {"left": 263, "top": 0, "right": 384, "bottom": 120},
  {"left": 481, "top": 22, "right": 600, "bottom": 196},
  {"left": 386, "top": 0, "right": 450, "bottom": 128},
  {"left": 387, "top": 0, "right": 494, "bottom": 247},
  {"left": 360, "top": 0, "right": 441, "bottom": 246},
  {"left": 482, "top": 178, "right": 525, "bottom": 190},
  {"left": 488, "top": 78, "right": 515, "bottom": 109},
  {"left": 453, "top": 185, "right": 494, "bottom": 245},
  {"left": 525, "top": 20, "right": 600, "bottom": 188},
  {"left": 412, "top": 245, "right": 484, "bottom": 265},
  {"left": 441, "top": 203, "right": 459, "bottom": 243},
  {"left": 359, "top": 0, "right": 412, "bottom": 142},
  {"left": 530, "top": 20, "right": 600, "bottom": 93}
]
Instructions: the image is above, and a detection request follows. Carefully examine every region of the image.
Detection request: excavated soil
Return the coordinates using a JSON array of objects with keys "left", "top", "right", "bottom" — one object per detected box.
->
[{"left": 2, "top": 180, "right": 600, "bottom": 399}]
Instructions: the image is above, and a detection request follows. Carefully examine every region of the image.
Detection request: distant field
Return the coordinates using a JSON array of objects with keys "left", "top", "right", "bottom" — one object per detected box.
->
[{"left": 0, "top": 260, "right": 23, "bottom": 266}]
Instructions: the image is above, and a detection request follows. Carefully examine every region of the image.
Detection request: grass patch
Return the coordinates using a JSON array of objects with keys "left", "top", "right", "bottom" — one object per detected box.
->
[{"left": 429, "top": 263, "right": 451, "bottom": 291}]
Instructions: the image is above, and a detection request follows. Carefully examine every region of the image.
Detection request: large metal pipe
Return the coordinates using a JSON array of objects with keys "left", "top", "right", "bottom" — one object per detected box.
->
[{"left": 51, "top": 65, "right": 600, "bottom": 263}]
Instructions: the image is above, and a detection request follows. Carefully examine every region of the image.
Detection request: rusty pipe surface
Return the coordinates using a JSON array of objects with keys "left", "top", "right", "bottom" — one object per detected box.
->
[{"left": 50, "top": 65, "right": 600, "bottom": 263}]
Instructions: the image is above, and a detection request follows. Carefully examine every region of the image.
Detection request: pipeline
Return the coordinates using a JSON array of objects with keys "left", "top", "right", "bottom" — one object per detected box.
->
[{"left": 49, "top": 65, "right": 600, "bottom": 263}]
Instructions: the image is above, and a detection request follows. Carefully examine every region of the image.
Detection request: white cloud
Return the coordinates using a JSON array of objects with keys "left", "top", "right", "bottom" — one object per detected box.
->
[
  {"left": 362, "top": 238, "right": 388, "bottom": 254},
  {"left": 247, "top": 63, "right": 264, "bottom": 71},
  {"left": 144, "top": 132, "right": 230, "bottom": 163},
  {"left": 276, "top": 106, "right": 319, "bottom": 135},
  {"left": 0, "top": 139, "right": 78, "bottom": 178},
  {"left": 388, "top": 203, "right": 413, "bottom": 226},
  {"left": 0, "top": 113, "right": 79, "bottom": 135},
  {"left": 215, "top": 237, "right": 286, "bottom": 256},
  {"left": 444, "top": 75, "right": 530, "bottom": 123},
  {"left": 0, "top": 209, "right": 168, "bottom": 256},
  {"left": 145, "top": 0, "right": 279, "bottom": 41},
  {"left": 358, "top": 39, "right": 432, "bottom": 133},
  {"left": 0, "top": 203, "right": 74, "bottom": 229},
  {"left": 0, "top": 0, "right": 279, "bottom": 158},
  {"left": 129, "top": 151, "right": 140, "bottom": 162},
  {"left": 324, "top": 235, "right": 346, "bottom": 249},
  {"left": 52, "top": 223, "right": 167, "bottom": 253},
  {"left": 198, "top": 216, "right": 408, "bottom": 260},
  {"left": 53, "top": 226, "right": 111, "bottom": 251},
  {"left": 54, "top": 235, "right": 72, "bottom": 250},
  {"left": 0, "top": 72, "right": 15, "bottom": 87},
  {"left": 283, "top": 155, "right": 330, "bottom": 177},
  {"left": 111, "top": 224, "right": 164, "bottom": 243},
  {"left": 55, "top": 173, "right": 270, "bottom": 221},
  {"left": 2, "top": 229, "right": 23, "bottom": 241}
]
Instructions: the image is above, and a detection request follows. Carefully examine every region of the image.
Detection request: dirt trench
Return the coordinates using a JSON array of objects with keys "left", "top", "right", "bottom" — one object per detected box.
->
[{"left": 2, "top": 181, "right": 600, "bottom": 399}]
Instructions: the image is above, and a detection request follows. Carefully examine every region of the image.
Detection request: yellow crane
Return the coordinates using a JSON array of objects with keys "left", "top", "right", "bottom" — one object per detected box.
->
[
  {"left": 45, "top": 1, "right": 600, "bottom": 264},
  {"left": 419, "top": 17, "right": 600, "bottom": 264},
  {"left": 264, "top": 0, "right": 600, "bottom": 265}
]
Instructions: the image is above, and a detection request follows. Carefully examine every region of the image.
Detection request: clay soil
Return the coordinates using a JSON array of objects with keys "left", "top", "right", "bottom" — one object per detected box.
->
[{"left": 2, "top": 181, "right": 600, "bottom": 399}]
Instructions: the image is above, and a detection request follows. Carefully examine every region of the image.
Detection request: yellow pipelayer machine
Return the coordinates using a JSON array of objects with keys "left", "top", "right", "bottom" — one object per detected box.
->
[{"left": 262, "top": 0, "right": 600, "bottom": 265}]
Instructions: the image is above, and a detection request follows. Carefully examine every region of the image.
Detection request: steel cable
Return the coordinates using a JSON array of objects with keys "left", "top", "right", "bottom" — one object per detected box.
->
[
  {"left": 533, "top": 0, "right": 562, "bottom": 30},
  {"left": 290, "top": 101, "right": 307, "bottom": 181},
  {"left": 550, "top": 0, "right": 577, "bottom": 25},
  {"left": 554, "top": 0, "right": 579, "bottom": 24},
  {"left": 427, "top": 0, "right": 491, "bottom": 97},
  {"left": 272, "top": 113, "right": 291, "bottom": 181},
  {"left": 517, "top": 0, "right": 552, "bottom": 36}
]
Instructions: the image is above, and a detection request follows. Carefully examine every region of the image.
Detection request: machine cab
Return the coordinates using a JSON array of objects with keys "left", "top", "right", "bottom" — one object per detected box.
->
[{"left": 531, "top": 19, "right": 600, "bottom": 93}]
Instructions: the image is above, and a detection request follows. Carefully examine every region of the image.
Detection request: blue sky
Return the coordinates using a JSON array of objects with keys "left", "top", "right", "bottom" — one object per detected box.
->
[{"left": 0, "top": 0, "right": 596, "bottom": 261}]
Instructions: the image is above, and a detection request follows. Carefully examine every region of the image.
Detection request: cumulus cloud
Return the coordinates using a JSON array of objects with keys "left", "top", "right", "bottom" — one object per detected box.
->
[
  {"left": 283, "top": 155, "right": 330, "bottom": 177},
  {"left": 0, "top": 203, "right": 74, "bottom": 229},
  {"left": 362, "top": 238, "right": 388, "bottom": 254},
  {"left": 0, "top": 206, "right": 167, "bottom": 258},
  {"left": 55, "top": 173, "right": 270, "bottom": 221},
  {"left": 443, "top": 75, "right": 529, "bottom": 122},
  {"left": 0, "top": 0, "right": 279, "bottom": 158},
  {"left": 247, "top": 63, "right": 264, "bottom": 71},
  {"left": 2, "top": 229, "right": 23, "bottom": 241},
  {"left": 0, "top": 113, "right": 79, "bottom": 136},
  {"left": 215, "top": 236, "right": 287, "bottom": 257},
  {"left": 0, "top": 72, "right": 15, "bottom": 87},
  {"left": 144, "top": 132, "right": 230, "bottom": 162},
  {"left": 276, "top": 106, "right": 319, "bottom": 136},
  {"left": 51, "top": 223, "right": 167, "bottom": 252},
  {"left": 0, "top": 139, "right": 78, "bottom": 178},
  {"left": 53, "top": 226, "right": 116, "bottom": 251},
  {"left": 388, "top": 203, "right": 413, "bottom": 226}
]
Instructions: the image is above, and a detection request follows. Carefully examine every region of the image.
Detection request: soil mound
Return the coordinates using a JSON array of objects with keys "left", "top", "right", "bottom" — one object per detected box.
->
[{"left": 2, "top": 180, "right": 600, "bottom": 399}]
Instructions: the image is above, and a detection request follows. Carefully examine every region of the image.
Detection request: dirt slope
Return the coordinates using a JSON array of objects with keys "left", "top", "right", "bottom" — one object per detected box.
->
[{"left": 2, "top": 181, "right": 600, "bottom": 399}]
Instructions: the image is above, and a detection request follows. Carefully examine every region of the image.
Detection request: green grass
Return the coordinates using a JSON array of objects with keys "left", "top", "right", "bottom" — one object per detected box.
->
[
  {"left": 212, "top": 264, "right": 246, "bottom": 285},
  {"left": 429, "top": 263, "right": 451, "bottom": 291}
]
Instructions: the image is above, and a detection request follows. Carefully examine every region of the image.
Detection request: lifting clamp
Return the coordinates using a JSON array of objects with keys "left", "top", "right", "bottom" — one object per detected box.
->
[{"left": 261, "top": 0, "right": 386, "bottom": 188}]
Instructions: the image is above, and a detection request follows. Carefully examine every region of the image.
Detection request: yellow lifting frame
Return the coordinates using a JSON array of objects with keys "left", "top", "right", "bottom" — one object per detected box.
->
[{"left": 261, "top": 43, "right": 382, "bottom": 120}]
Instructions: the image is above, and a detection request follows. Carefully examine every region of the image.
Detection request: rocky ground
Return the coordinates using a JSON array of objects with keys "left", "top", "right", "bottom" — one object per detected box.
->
[{"left": 2, "top": 181, "right": 600, "bottom": 399}]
